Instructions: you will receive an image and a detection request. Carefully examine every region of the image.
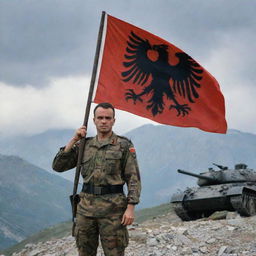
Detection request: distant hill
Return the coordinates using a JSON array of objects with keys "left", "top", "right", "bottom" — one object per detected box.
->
[
  {"left": 0, "top": 125, "right": 256, "bottom": 209},
  {"left": 0, "top": 154, "right": 73, "bottom": 250},
  {"left": 0, "top": 129, "right": 77, "bottom": 181}
]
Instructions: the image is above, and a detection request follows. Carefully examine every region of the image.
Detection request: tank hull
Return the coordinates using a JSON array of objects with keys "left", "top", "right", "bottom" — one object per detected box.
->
[{"left": 171, "top": 183, "right": 256, "bottom": 221}]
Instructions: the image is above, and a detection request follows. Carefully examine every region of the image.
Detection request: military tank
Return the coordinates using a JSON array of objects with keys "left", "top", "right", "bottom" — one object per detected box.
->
[{"left": 171, "top": 163, "right": 256, "bottom": 221}]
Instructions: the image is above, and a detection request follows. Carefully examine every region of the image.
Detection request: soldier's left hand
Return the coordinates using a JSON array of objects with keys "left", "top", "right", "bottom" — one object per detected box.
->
[{"left": 121, "top": 204, "right": 135, "bottom": 225}]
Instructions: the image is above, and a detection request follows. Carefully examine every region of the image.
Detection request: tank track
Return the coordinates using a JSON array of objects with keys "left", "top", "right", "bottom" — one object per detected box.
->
[
  {"left": 230, "top": 189, "right": 256, "bottom": 216},
  {"left": 172, "top": 202, "right": 193, "bottom": 221}
]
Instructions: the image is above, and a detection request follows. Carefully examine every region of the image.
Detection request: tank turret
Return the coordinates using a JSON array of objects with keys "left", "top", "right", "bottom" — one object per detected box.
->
[
  {"left": 178, "top": 163, "right": 256, "bottom": 187},
  {"left": 177, "top": 169, "right": 219, "bottom": 186},
  {"left": 171, "top": 163, "right": 256, "bottom": 221}
]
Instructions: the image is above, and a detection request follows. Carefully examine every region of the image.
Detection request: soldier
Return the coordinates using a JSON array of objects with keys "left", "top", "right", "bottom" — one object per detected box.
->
[{"left": 52, "top": 102, "right": 141, "bottom": 256}]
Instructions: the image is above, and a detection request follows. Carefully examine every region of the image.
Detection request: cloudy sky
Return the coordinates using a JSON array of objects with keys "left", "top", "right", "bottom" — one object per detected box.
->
[{"left": 1, "top": 0, "right": 255, "bottom": 137}]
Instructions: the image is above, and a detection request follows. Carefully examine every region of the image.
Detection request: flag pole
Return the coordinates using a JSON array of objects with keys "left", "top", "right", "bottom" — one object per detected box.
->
[{"left": 71, "top": 11, "right": 106, "bottom": 235}]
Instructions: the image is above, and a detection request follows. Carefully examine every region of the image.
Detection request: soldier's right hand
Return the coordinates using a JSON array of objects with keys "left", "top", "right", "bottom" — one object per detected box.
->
[
  {"left": 73, "top": 126, "right": 87, "bottom": 142},
  {"left": 64, "top": 126, "right": 87, "bottom": 153}
]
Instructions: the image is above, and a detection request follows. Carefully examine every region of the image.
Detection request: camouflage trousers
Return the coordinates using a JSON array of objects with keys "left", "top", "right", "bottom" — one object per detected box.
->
[{"left": 75, "top": 213, "right": 129, "bottom": 256}]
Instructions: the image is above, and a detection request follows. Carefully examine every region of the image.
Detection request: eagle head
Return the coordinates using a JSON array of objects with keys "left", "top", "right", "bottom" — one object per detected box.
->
[
  {"left": 152, "top": 44, "right": 169, "bottom": 61},
  {"left": 152, "top": 44, "right": 168, "bottom": 52}
]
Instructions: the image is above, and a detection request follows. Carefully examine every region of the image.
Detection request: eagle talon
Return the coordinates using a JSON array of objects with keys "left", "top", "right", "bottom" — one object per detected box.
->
[
  {"left": 170, "top": 104, "right": 191, "bottom": 117},
  {"left": 125, "top": 89, "right": 143, "bottom": 104}
]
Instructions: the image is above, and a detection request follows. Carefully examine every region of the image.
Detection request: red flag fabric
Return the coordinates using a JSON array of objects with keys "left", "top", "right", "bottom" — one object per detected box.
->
[{"left": 93, "top": 14, "right": 227, "bottom": 134}]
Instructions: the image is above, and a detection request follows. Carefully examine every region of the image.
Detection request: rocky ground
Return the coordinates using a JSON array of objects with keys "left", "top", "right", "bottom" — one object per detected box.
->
[{"left": 3, "top": 211, "right": 256, "bottom": 256}]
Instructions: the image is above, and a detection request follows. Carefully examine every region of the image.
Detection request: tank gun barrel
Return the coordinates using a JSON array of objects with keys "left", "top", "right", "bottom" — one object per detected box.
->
[{"left": 177, "top": 169, "right": 217, "bottom": 182}]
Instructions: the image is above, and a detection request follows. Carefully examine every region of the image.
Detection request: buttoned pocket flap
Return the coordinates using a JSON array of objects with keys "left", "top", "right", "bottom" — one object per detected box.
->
[{"left": 105, "top": 151, "right": 122, "bottom": 160}]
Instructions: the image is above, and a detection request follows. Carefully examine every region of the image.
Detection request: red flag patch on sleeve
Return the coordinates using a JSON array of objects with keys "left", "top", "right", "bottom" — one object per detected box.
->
[{"left": 129, "top": 147, "right": 136, "bottom": 153}]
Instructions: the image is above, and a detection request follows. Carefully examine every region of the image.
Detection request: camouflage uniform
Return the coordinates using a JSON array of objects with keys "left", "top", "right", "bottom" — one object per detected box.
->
[{"left": 52, "top": 132, "right": 141, "bottom": 256}]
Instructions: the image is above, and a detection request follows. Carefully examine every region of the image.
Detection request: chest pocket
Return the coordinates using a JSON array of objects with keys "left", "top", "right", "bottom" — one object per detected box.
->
[
  {"left": 105, "top": 150, "right": 122, "bottom": 175},
  {"left": 81, "top": 154, "right": 94, "bottom": 177}
]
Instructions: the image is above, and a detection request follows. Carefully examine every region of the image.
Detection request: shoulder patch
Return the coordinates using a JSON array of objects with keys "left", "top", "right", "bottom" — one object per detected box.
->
[
  {"left": 129, "top": 147, "right": 136, "bottom": 153},
  {"left": 129, "top": 146, "right": 137, "bottom": 158}
]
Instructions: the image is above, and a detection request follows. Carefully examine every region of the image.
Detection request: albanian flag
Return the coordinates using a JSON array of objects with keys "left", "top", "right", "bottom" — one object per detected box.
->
[{"left": 92, "top": 14, "right": 227, "bottom": 134}]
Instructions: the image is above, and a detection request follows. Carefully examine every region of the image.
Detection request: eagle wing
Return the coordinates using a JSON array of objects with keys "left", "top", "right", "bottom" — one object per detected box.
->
[
  {"left": 121, "top": 31, "right": 155, "bottom": 85},
  {"left": 169, "top": 53, "right": 203, "bottom": 103}
]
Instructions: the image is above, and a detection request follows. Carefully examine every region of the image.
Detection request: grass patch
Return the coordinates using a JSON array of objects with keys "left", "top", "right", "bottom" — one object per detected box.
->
[
  {"left": 2, "top": 221, "right": 72, "bottom": 256},
  {"left": 135, "top": 203, "right": 173, "bottom": 223}
]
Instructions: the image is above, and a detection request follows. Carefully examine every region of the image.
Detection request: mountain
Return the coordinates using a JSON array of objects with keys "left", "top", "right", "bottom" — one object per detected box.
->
[
  {"left": 0, "top": 129, "right": 77, "bottom": 181},
  {"left": 0, "top": 154, "right": 73, "bottom": 250},
  {"left": 1, "top": 125, "right": 256, "bottom": 209}
]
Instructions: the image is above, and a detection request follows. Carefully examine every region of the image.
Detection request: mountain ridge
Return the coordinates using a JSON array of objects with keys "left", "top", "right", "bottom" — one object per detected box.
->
[
  {"left": 1, "top": 124, "right": 256, "bottom": 208},
  {"left": 0, "top": 154, "right": 73, "bottom": 250}
]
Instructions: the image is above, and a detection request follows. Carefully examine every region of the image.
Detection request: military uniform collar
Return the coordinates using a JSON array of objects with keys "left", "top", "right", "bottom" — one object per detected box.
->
[{"left": 91, "top": 132, "right": 118, "bottom": 148}]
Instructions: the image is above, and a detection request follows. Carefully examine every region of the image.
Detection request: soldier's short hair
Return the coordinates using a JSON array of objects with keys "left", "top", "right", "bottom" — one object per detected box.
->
[{"left": 94, "top": 102, "right": 115, "bottom": 117}]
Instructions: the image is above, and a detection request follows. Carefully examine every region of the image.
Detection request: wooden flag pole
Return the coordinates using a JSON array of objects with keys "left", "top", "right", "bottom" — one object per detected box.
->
[{"left": 71, "top": 11, "right": 106, "bottom": 235}]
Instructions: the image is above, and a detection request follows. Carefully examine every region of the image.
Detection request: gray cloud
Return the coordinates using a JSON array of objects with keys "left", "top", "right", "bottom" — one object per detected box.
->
[
  {"left": 1, "top": 0, "right": 255, "bottom": 136},
  {"left": 0, "top": 0, "right": 98, "bottom": 85},
  {"left": 1, "top": 0, "right": 255, "bottom": 87}
]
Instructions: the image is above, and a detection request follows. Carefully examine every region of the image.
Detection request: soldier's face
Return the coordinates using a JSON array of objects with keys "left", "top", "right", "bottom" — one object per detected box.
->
[{"left": 93, "top": 107, "right": 115, "bottom": 134}]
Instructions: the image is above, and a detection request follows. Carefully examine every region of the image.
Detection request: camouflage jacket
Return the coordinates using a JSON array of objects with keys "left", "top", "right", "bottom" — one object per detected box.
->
[{"left": 52, "top": 132, "right": 141, "bottom": 217}]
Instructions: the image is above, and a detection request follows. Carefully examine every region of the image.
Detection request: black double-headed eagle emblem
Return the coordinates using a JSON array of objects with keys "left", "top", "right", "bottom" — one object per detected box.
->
[{"left": 121, "top": 31, "right": 203, "bottom": 117}]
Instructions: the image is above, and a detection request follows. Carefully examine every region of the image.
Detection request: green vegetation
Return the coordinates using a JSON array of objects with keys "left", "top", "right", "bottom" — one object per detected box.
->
[
  {"left": 2, "top": 221, "right": 72, "bottom": 256},
  {"left": 2, "top": 203, "right": 173, "bottom": 255},
  {"left": 136, "top": 203, "right": 173, "bottom": 223}
]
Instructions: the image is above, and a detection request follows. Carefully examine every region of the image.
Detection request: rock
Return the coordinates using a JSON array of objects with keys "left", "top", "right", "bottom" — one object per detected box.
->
[
  {"left": 27, "top": 249, "right": 42, "bottom": 256},
  {"left": 175, "top": 227, "right": 188, "bottom": 234},
  {"left": 8, "top": 211, "right": 256, "bottom": 256},
  {"left": 226, "top": 212, "right": 238, "bottom": 219},
  {"left": 227, "top": 218, "right": 243, "bottom": 226},
  {"left": 147, "top": 237, "right": 158, "bottom": 246},
  {"left": 218, "top": 246, "right": 227, "bottom": 256},
  {"left": 175, "top": 233, "right": 193, "bottom": 246},
  {"left": 129, "top": 230, "right": 147, "bottom": 243},
  {"left": 208, "top": 211, "right": 228, "bottom": 220},
  {"left": 171, "top": 246, "right": 178, "bottom": 251},
  {"left": 199, "top": 246, "right": 208, "bottom": 253},
  {"left": 24, "top": 244, "right": 34, "bottom": 249},
  {"left": 206, "top": 237, "right": 216, "bottom": 244},
  {"left": 227, "top": 226, "right": 237, "bottom": 231}
]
